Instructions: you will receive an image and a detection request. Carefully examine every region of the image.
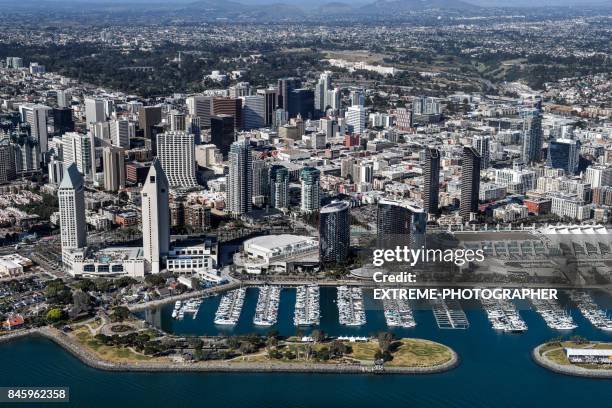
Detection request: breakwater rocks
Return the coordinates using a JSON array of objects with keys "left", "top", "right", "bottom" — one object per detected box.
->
[
  {"left": 1, "top": 328, "right": 459, "bottom": 375},
  {"left": 532, "top": 344, "right": 612, "bottom": 379}
]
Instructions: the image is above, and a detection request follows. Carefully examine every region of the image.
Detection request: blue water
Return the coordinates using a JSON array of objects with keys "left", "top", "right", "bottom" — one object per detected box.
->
[{"left": 2, "top": 288, "right": 611, "bottom": 408}]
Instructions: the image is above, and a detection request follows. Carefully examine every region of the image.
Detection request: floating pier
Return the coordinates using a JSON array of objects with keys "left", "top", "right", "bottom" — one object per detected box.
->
[
  {"left": 253, "top": 286, "right": 281, "bottom": 326},
  {"left": 337, "top": 286, "right": 366, "bottom": 326},
  {"left": 432, "top": 300, "right": 469, "bottom": 329},
  {"left": 214, "top": 288, "right": 246, "bottom": 325},
  {"left": 294, "top": 285, "right": 320, "bottom": 326}
]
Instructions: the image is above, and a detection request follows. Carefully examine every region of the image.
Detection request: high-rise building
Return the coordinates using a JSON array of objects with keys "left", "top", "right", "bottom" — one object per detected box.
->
[
  {"left": 460, "top": 146, "right": 481, "bottom": 221},
  {"left": 102, "top": 146, "right": 125, "bottom": 192},
  {"left": 423, "top": 147, "right": 440, "bottom": 215},
  {"left": 210, "top": 115, "right": 235, "bottom": 160},
  {"left": 110, "top": 119, "right": 131, "bottom": 148},
  {"left": 395, "top": 107, "right": 412, "bottom": 131},
  {"left": 413, "top": 97, "right": 441, "bottom": 115},
  {"left": 585, "top": 166, "right": 612, "bottom": 189},
  {"left": 472, "top": 135, "right": 491, "bottom": 170},
  {"left": 212, "top": 97, "right": 243, "bottom": 130},
  {"left": 269, "top": 165, "right": 289, "bottom": 210},
  {"left": 277, "top": 78, "right": 300, "bottom": 111},
  {"left": 252, "top": 159, "right": 269, "bottom": 207},
  {"left": 242, "top": 95, "right": 265, "bottom": 130},
  {"left": 547, "top": 138, "right": 580, "bottom": 175},
  {"left": 48, "top": 157, "right": 64, "bottom": 185},
  {"left": 346, "top": 105, "right": 366, "bottom": 135},
  {"left": 169, "top": 110, "right": 186, "bottom": 132},
  {"left": 350, "top": 89, "right": 365, "bottom": 106},
  {"left": 62, "top": 132, "right": 94, "bottom": 181},
  {"left": 0, "top": 141, "right": 16, "bottom": 184},
  {"left": 186, "top": 95, "right": 213, "bottom": 127},
  {"left": 19, "top": 103, "right": 51, "bottom": 153},
  {"left": 141, "top": 159, "right": 170, "bottom": 274},
  {"left": 256, "top": 88, "right": 278, "bottom": 126},
  {"left": 300, "top": 167, "right": 320, "bottom": 213},
  {"left": 84, "top": 98, "right": 106, "bottom": 124},
  {"left": 315, "top": 72, "right": 332, "bottom": 114},
  {"left": 138, "top": 106, "right": 162, "bottom": 141},
  {"left": 58, "top": 163, "right": 87, "bottom": 252},
  {"left": 319, "top": 201, "right": 350, "bottom": 264},
  {"left": 377, "top": 199, "right": 426, "bottom": 250},
  {"left": 520, "top": 108, "right": 543, "bottom": 164},
  {"left": 287, "top": 89, "right": 314, "bottom": 119},
  {"left": 227, "top": 139, "right": 252, "bottom": 216},
  {"left": 157, "top": 131, "right": 198, "bottom": 188},
  {"left": 52, "top": 107, "right": 74, "bottom": 135},
  {"left": 56, "top": 90, "right": 70, "bottom": 108}
]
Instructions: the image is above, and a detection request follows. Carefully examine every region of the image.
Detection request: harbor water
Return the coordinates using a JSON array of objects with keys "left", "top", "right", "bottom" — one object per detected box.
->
[{"left": 1, "top": 287, "right": 611, "bottom": 407}]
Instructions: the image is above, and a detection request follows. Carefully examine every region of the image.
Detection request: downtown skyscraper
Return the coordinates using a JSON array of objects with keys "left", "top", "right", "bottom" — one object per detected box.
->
[
  {"left": 300, "top": 167, "right": 321, "bottom": 213},
  {"left": 227, "top": 139, "right": 252, "bottom": 216},
  {"left": 319, "top": 201, "right": 350, "bottom": 264},
  {"left": 460, "top": 146, "right": 481, "bottom": 222},
  {"left": 157, "top": 131, "right": 198, "bottom": 188},
  {"left": 58, "top": 163, "right": 87, "bottom": 253},
  {"left": 520, "top": 107, "right": 543, "bottom": 164},
  {"left": 141, "top": 159, "right": 170, "bottom": 274},
  {"left": 423, "top": 147, "right": 440, "bottom": 215}
]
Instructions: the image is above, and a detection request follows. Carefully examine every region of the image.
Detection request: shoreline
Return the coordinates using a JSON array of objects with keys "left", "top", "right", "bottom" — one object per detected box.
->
[
  {"left": 0, "top": 327, "right": 459, "bottom": 375},
  {"left": 532, "top": 344, "right": 612, "bottom": 379}
]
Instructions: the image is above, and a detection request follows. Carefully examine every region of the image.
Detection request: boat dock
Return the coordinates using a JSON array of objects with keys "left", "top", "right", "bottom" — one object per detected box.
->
[
  {"left": 383, "top": 298, "right": 416, "bottom": 328},
  {"left": 294, "top": 285, "right": 320, "bottom": 326},
  {"left": 569, "top": 291, "right": 612, "bottom": 331},
  {"left": 337, "top": 286, "right": 366, "bottom": 326},
  {"left": 432, "top": 300, "right": 469, "bottom": 329},
  {"left": 253, "top": 286, "right": 281, "bottom": 326},
  {"left": 481, "top": 298, "right": 527, "bottom": 332},
  {"left": 214, "top": 288, "right": 246, "bottom": 325},
  {"left": 531, "top": 298, "right": 577, "bottom": 330}
]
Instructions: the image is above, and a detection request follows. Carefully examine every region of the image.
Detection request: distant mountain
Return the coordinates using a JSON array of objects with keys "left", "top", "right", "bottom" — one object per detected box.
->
[
  {"left": 317, "top": 2, "right": 356, "bottom": 14},
  {"left": 360, "top": 0, "right": 478, "bottom": 12}
]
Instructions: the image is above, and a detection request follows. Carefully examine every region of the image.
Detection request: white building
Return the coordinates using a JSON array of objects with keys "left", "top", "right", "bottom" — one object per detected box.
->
[
  {"left": 346, "top": 105, "right": 366, "bottom": 135},
  {"left": 239, "top": 234, "right": 319, "bottom": 274},
  {"left": 84, "top": 98, "right": 106, "bottom": 125},
  {"left": 141, "top": 159, "right": 170, "bottom": 274},
  {"left": 19, "top": 103, "right": 51, "bottom": 153},
  {"left": 58, "top": 163, "right": 87, "bottom": 257},
  {"left": 585, "top": 165, "right": 612, "bottom": 189},
  {"left": 110, "top": 119, "right": 131, "bottom": 148},
  {"left": 62, "top": 132, "right": 95, "bottom": 181},
  {"left": 157, "top": 131, "right": 198, "bottom": 188},
  {"left": 550, "top": 193, "right": 592, "bottom": 220}
]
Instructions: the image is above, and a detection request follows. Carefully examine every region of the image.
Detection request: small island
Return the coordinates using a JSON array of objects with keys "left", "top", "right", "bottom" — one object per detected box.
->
[
  {"left": 533, "top": 339, "right": 612, "bottom": 379},
  {"left": 3, "top": 310, "right": 458, "bottom": 375}
]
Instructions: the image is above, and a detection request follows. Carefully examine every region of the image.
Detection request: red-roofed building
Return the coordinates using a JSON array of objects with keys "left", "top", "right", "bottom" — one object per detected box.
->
[{"left": 2, "top": 314, "right": 24, "bottom": 330}]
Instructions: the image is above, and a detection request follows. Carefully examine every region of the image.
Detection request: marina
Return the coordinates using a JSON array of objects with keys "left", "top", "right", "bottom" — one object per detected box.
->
[
  {"left": 253, "top": 286, "right": 281, "bottom": 326},
  {"left": 336, "top": 286, "right": 366, "bottom": 326},
  {"left": 569, "top": 291, "right": 612, "bottom": 331},
  {"left": 172, "top": 299, "right": 203, "bottom": 320},
  {"left": 293, "top": 285, "right": 320, "bottom": 326},
  {"left": 213, "top": 288, "right": 246, "bottom": 325},
  {"left": 431, "top": 300, "right": 469, "bottom": 329},
  {"left": 481, "top": 298, "right": 527, "bottom": 333},
  {"left": 383, "top": 297, "right": 416, "bottom": 328},
  {"left": 531, "top": 298, "right": 578, "bottom": 330}
]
